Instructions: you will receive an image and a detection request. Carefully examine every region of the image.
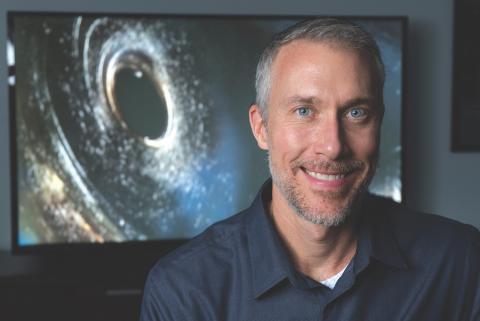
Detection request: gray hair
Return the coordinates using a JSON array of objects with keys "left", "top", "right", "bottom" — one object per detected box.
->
[{"left": 255, "top": 18, "right": 385, "bottom": 119}]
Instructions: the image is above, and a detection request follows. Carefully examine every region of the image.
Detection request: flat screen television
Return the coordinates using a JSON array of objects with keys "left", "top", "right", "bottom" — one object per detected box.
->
[{"left": 8, "top": 12, "right": 406, "bottom": 252}]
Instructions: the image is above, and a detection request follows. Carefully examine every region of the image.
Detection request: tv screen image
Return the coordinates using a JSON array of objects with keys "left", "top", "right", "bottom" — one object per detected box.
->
[{"left": 9, "top": 13, "right": 405, "bottom": 247}]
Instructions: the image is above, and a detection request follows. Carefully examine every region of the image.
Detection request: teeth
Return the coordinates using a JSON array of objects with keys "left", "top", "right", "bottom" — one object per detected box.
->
[{"left": 305, "top": 170, "right": 345, "bottom": 181}]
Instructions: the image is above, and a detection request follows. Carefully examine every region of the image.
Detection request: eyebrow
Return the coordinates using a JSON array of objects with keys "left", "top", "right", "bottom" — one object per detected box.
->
[
  {"left": 340, "top": 97, "right": 377, "bottom": 109},
  {"left": 284, "top": 95, "right": 321, "bottom": 105}
]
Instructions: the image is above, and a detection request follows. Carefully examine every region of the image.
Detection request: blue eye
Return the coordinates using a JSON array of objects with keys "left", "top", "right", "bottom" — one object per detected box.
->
[
  {"left": 348, "top": 108, "right": 366, "bottom": 119},
  {"left": 296, "top": 107, "right": 312, "bottom": 117}
]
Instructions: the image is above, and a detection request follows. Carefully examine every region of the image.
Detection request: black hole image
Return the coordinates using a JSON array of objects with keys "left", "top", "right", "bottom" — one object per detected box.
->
[{"left": 113, "top": 67, "right": 169, "bottom": 140}]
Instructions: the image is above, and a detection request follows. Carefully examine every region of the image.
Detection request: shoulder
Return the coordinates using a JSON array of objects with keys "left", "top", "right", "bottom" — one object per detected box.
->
[
  {"left": 144, "top": 207, "right": 251, "bottom": 292},
  {"left": 140, "top": 209, "right": 252, "bottom": 320},
  {"left": 367, "top": 194, "right": 480, "bottom": 258},
  {"left": 150, "top": 208, "right": 249, "bottom": 277}
]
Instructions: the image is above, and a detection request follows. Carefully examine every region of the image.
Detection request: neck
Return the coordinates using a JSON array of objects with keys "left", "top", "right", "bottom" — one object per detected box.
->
[{"left": 270, "top": 190, "right": 358, "bottom": 282}]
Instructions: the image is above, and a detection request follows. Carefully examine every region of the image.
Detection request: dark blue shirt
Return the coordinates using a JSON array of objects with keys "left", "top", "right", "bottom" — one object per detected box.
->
[{"left": 140, "top": 180, "right": 480, "bottom": 321}]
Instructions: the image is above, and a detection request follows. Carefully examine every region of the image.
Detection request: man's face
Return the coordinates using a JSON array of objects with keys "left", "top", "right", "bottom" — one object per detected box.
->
[{"left": 250, "top": 40, "right": 383, "bottom": 226}]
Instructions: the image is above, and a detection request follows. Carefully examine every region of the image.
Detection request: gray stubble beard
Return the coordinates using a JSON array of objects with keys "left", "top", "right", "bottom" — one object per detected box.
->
[{"left": 268, "top": 154, "right": 372, "bottom": 228}]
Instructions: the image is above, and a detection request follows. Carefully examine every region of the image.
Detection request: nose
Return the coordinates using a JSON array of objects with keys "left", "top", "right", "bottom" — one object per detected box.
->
[{"left": 312, "top": 115, "right": 346, "bottom": 160}]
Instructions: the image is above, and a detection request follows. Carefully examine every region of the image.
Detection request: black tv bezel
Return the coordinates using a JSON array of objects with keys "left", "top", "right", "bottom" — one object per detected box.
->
[{"left": 8, "top": 11, "right": 408, "bottom": 255}]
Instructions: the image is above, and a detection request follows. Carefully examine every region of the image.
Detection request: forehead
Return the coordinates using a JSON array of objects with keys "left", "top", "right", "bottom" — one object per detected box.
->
[
  {"left": 272, "top": 39, "right": 374, "bottom": 78},
  {"left": 269, "top": 40, "right": 378, "bottom": 102}
]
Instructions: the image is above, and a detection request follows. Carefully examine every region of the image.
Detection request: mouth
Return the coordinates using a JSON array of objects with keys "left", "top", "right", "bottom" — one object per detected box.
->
[
  {"left": 293, "top": 159, "right": 365, "bottom": 189},
  {"left": 304, "top": 170, "right": 347, "bottom": 181},
  {"left": 300, "top": 165, "right": 359, "bottom": 189}
]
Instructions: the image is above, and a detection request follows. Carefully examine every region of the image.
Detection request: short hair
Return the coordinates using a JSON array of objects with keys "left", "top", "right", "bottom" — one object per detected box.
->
[{"left": 255, "top": 17, "right": 385, "bottom": 119}]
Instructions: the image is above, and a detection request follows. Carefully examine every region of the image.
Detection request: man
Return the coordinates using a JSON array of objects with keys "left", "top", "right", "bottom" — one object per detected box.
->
[{"left": 140, "top": 18, "right": 480, "bottom": 321}]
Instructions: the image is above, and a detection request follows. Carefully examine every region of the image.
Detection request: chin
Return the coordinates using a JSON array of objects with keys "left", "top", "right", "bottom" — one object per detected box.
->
[
  {"left": 275, "top": 171, "right": 371, "bottom": 227},
  {"left": 269, "top": 153, "right": 376, "bottom": 227},
  {"left": 292, "top": 188, "right": 366, "bottom": 227}
]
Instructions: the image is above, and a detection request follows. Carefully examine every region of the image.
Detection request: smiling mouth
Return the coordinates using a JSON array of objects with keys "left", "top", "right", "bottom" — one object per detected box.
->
[
  {"left": 297, "top": 160, "right": 363, "bottom": 183},
  {"left": 304, "top": 169, "right": 350, "bottom": 181},
  {"left": 304, "top": 170, "right": 347, "bottom": 181}
]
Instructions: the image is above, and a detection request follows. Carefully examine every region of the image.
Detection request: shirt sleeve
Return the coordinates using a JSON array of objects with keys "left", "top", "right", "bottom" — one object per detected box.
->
[
  {"left": 139, "top": 258, "right": 226, "bottom": 321},
  {"left": 139, "top": 270, "right": 175, "bottom": 321},
  {"left": 465, "top": 226, "right": 480, "bottom": 321}
]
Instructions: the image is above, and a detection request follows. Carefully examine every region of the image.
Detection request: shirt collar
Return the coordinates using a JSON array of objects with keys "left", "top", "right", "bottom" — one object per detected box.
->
[
  {"left": 246, "top": 179, "right": 296, "bottom": 298},
  {"left": 246, "top": 180, "right": 408, "bottom": 299},
  {"left": 360, "top": 194, "right": 409, "bottom": 270}
]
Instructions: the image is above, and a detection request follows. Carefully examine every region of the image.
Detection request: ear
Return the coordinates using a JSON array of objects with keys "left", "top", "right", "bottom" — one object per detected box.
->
[{"left": 249, "top": 104, "right": 269, "bottom": 150}]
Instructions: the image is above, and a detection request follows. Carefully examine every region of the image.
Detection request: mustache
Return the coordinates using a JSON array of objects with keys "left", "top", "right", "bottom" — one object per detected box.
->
[{"left": 293, "top": 159, "right": 364, "bottom": 173}]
